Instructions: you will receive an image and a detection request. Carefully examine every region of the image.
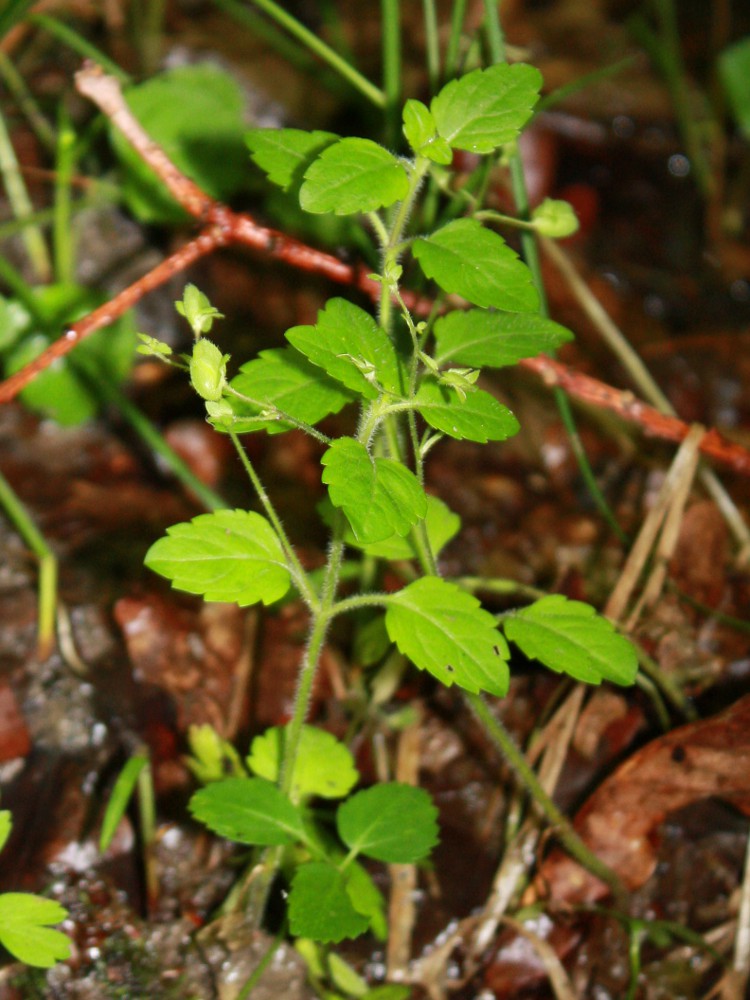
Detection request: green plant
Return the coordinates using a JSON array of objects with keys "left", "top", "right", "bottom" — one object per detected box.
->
[
  {"left": 0, "top": 810, "right": 71, "bottom": 968},
  {"left": 140, "top": 59, "right": 639, "bottom": 970}
]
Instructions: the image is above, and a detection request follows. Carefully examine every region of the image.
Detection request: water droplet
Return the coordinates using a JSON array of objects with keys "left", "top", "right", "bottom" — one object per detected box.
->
[{"left": 667, "top": 153, "right": 690, "bottom": 178}]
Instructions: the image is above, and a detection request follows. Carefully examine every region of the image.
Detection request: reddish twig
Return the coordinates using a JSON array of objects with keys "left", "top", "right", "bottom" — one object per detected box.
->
[
  {"left": 1, "top": 62, "right": 749, "bottom": 480},
  {"left": 523, "top": 354, "right": 750, "bottom": 476}
]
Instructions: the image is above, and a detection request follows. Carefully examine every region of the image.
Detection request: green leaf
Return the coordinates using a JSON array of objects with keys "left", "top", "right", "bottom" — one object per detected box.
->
[
  {"left": 0, "top": 893, "right": 71, "bottom": 968},
  {"left": 246, "top": 128, "right": 338, "bottom": 190},
  {"left": 333, "top": 494, "right": 461, "bottom": 560},
  {"left": 225, "top": 348, "right": 354, "bottom": 434},
  {"left": 185, "top": 723, "right": 245, "bottom": 783},
  {"left": 362, "top": 987, "right": 412, "bottom": 1000},
  {"left": 402, "top": 100, "right": 452, "bottom": 164},
  {"left": 413, "top": 219, "right": 539, "bottom": 312},
  {"left": 99, "top": 754, "right": 149, "bottom": 852},
  {"left": 4, "top": 283, "right": 136, "bottom": 426},
  {"left": 189, "top": 777, "right": 306, "bottom": 845},
  {"left": 300, "top": 138, "right": 410, "bottom": 215},
  {"left": 385, "top": 577, "right": 510, "bottom": 696},
  {"left": 415, "top": 381, "right": 519, "bottom": 442},
  {"left": 328, "top": 951, "right": 369, "bottom": 997},
  {"left": 0, "top": 811, "right": 11, "bottom": 853},
  {"left": 136, "top": 333, "right": 172, "bottom": 358},
  {"left": 0, "top": 1, "right": 35, "bottom": 43},
  {"left": 286, "top": 298, "right": 402, "bottom": 399},
  {"left": 109, "top": 64, "right": 248, "bottom": 223},
  {"left": 322, "top": 439, "right": 428, "bottom": 545},
  {"left": 719, "top": 37, "right": 750, "bottom": 138},
  {"left": 189, "top": 338, "right": 228, "bottom": 402},
  {"left": 176, "top": 283, "right": 224, "bottom": 336},
  {"left": 145, "top": 509, "right": 290, "bottom": 606},
  {"left": 344, "top": 862, "right": 387, "bottom": 940},
  {"left": 503, "top": 595, "right": 639, "bottom": 686},
  {"left": 431, "top": 62, "right": 542, "bottom": 153},
  {"left": 353, "top": 613, "right": 391, "bottom": 667},
  {"left": 434, "top": 309, "right": 573, "bottom": 368},
  {"left": 531, "top": 198, "right": 579, "bottom": 238},
  {"left": 247, "top": 725, "right": 359, "bottom": 802},
  {"left": 337, "top": 783, "right": 438, "bottom": 864},
  {"left": 288, "top": 862, "right": 370, "bottom": 943}
]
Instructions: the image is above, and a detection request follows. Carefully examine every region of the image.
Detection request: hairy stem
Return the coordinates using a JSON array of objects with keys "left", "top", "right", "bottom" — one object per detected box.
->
[{"left": 468, "top": 692, "right": 627, "bottom": 906}]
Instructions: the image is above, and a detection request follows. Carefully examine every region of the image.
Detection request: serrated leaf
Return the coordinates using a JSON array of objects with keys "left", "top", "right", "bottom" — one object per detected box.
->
[
  {"left": 286, "top": 298, "right": 402, "bottom": 399},
  {"left": 431, "top": 63, "right": 542, "bottom": 153},
  {"left": 337, "top": 783, "right": 438, "bottom": 864},
  {"left": 503, "top": 595, "right": 639, "bottom": 686},
  {"left": 288, "top": 862, "right": 370, "bottom": 943},
  {"left": 300, "top": 138, "right": 409, "bottom": 215},
  {"left": 413, "top": 218, "right": 539, "bottom": 312},
  {"left": 434, "top": 309, "right": 574, "bottom": 368},
  {"left": 189, "top": 777, "right": 306, "bottom": 845},
  {"left": 110, "top": 65, "right": 248, "bottom": 223},
  {"left": 402, "top": 99, "right": 452, "bottom": 164},
  {"left": 339, "top": 494, "right": 461, "bottom": 560},
  {"left": 415, "top": 380, "right": 519, "bottom": 442},
  {"left": 247, "top": 725, "right": 358, "bottom": 802},
  {"left": 322, "top": 439, "right": 428, "bottom": 545},
  {"left": 225, "top": 348, "right": 354, "bottom": 434},
  {"left": 0, "top": 893, "right": 71, "bottom": 968},
  {"left": 385, "top": 577, "right": 510, "bottom": 695},
  {"left": 145, "top": 510, "right": 290, "bottom": 606},
  {"left": 246, "top": 128, "right": 338, "bottom": 189}
]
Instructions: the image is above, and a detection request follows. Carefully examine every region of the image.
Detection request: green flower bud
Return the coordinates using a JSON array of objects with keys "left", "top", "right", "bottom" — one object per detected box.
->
[{"left": 189, "top": 338, "right": 228, "bottom": 402}]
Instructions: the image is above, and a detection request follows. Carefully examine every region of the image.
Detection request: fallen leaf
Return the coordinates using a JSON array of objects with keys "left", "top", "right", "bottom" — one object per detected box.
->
[{"left": 538, "top": 694, "right": 750, "bottom": 903}]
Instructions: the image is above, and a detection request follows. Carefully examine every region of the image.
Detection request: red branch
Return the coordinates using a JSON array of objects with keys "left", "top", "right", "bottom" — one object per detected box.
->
[{"left": 1, "top": 62, "right": 749, "bottom": 479}]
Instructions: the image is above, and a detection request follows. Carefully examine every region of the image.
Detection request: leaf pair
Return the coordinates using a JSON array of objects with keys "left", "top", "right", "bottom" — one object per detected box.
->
[
  {"left": 246, "top": 62, "right": 542, "bottom": 219},
  {"left": 0, "top": 811, "right": 71, "bottom": 968},
  {"left": 147, "top": 523, "right": 637, "bottom": 696},
  {"left": 189, "top": 765, "right": 438, "bottom": 943}
]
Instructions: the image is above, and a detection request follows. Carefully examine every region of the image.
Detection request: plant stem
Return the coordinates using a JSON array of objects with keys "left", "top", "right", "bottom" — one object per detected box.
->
[
  {"left": 28, "top": 15, "right": 131, "bottom": 83},
  {"left": 422, "top": 0, "right": 440, "bottom": 91},
  {"left": 468, "top": 692, "right": 627, "bottom": 906},
  {"left": 483, "top": 0, "right": 626, "bottom": 544},
  {"left": 280, "top": 530, "right": 344, "bottom": 798},
  {"left": 136, "top": 756, "right": 159, "bottom": 915},
  {"left": 0, "top": 468, "right": 57, "bottom": 658},
  {"left": 0, "top": 51, "right": 55, "bottom": 151},
  {"left": 229, "top": 431, "right": 318, "bottom": 611},
  {"left": 444, "top": 0, "right": 468, "bottom": 79},
  {"left": 107, "top": 385, "right": 228, "bottom": 512},
  {"left": 225, "top": 386, "right": 332, "bottom": 444},
  {"left": 455, "top": 576, "right": 546, "bottom": 601},
  {"left": 381, "top": 0, "right": 401, "bottom": 146},
  {"left": 53, "top": 105, "right": 76, "bottom": 286},
  {"left": 0, "top": 100, "right": 51, "bottom": 282},
  {"left": 247, "top": 0, "right": 385, "bottom": 108},
  {"left": 648, "top": 0, "right": 712, "bottom": 197},
  {"left": 234, "top": 929, "right": 287, "bottom": 1000},
  {"left": 132, "top": 0, "right": 166, "bottom": 78}
]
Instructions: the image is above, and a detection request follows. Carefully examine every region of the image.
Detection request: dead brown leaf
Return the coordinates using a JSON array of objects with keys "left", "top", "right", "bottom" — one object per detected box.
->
[{"left": 538, "top": 694, "right": 750, "bottom": 903}]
